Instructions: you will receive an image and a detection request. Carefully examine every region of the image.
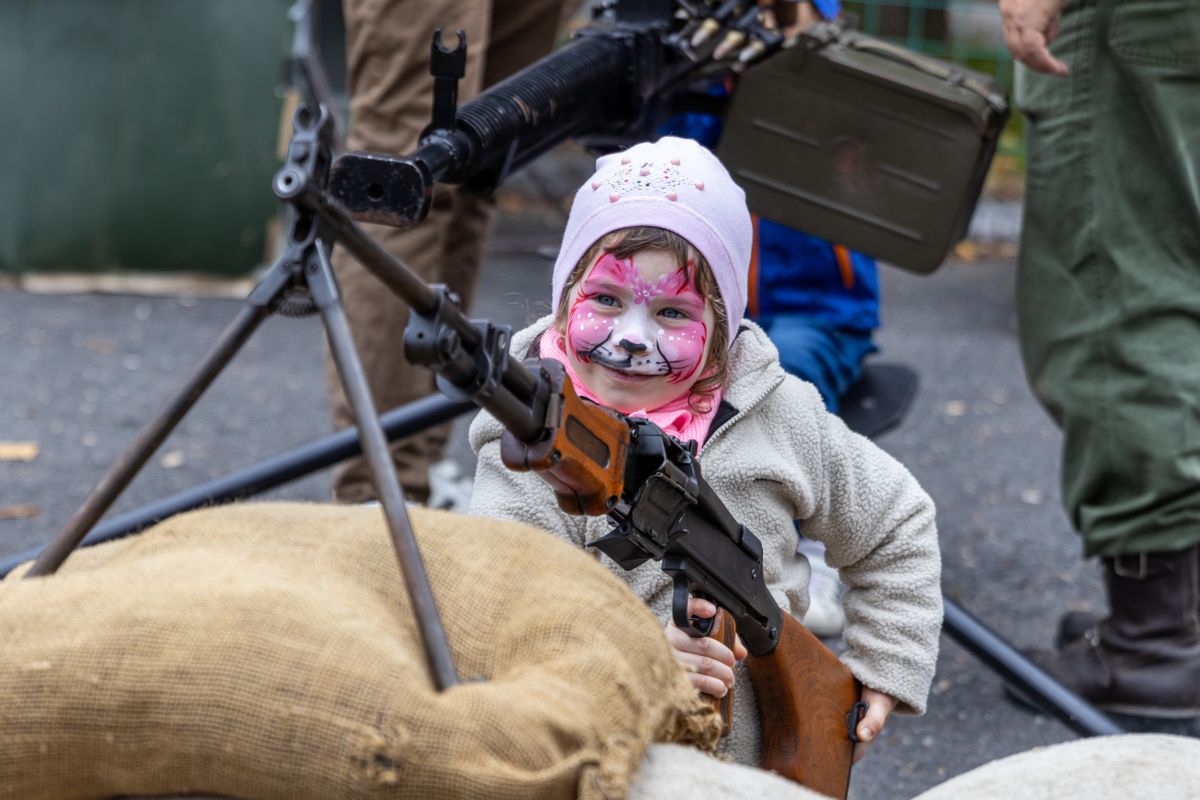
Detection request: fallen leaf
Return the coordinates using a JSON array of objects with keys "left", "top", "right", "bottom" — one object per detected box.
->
[
  {"left": 0, "top": 442, "right": 39, "bottom": 461},
  {"left": 85, "top": 337, "right": 114, "bottom": 354},
  {"left": 160, "top": 450, "right": 186, "bottom": 469},
  {"left": 953, "top": 240, "right": 979, "bottom": 262},
  {"left": 0, "top": 504, "right": 39, "bottom": 520}
]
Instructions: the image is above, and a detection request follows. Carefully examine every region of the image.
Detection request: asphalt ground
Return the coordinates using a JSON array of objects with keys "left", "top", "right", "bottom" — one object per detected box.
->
[{"left": 2, "top": 201, "right": 1195, "bottom": 796}]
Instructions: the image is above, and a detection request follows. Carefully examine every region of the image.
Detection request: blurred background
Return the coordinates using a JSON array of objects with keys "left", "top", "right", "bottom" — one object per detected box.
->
[
  {"left": 4, "top": 2, "right": 1157, "bottom": 798},
  {"left": 0, "top": 0, "right": 1019, "bottom": 282}
]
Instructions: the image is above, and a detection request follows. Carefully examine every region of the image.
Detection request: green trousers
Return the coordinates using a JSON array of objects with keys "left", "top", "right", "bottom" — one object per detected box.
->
[{"left": 1016, "top": 0, "right": 1200, "bottom": 557}]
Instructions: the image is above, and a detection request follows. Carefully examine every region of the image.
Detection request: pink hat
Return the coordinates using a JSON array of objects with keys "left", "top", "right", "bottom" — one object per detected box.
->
[{"left": 551, "top": 137, "right": 753, "bottom": 343}]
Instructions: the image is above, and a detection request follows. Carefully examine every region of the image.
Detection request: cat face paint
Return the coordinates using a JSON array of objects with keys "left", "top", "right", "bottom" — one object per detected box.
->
[{"left": 564, "top": 249, "right": 713, "bottom": 413}]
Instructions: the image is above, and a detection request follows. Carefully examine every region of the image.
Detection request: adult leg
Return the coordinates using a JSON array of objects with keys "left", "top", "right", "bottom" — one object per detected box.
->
[
  {"left": 1016, "top": 0, "right": 1200, "bottom": 717},
  {"left": 328, "top": 0, "right": 564, "bottom": 503},
  {"left": 327, "top": 0, "right": 493, "bottom": 504},
  {"left": 385, "top": 0, "right": 568, "bottom": 503}
]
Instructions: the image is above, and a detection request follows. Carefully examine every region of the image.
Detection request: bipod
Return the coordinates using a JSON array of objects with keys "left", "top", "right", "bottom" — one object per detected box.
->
[{"left": 22, "top": 105, "right": 459, "bottom": 693}]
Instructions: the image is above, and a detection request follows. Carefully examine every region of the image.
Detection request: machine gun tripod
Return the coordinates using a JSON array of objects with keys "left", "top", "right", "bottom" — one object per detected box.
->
[{"left": 22, "top": 104, "right": 461, "bottom": 693}]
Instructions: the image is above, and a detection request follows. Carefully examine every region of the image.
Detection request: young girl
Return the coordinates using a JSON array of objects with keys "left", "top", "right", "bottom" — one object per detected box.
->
[{"left": 468, "top": 137, "right": 941, "bottom": 765}]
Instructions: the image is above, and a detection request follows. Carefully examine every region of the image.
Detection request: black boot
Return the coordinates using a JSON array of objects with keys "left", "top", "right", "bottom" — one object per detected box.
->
[{"left": 1023, "top": 544, "right": 1200, "bottom": 720}]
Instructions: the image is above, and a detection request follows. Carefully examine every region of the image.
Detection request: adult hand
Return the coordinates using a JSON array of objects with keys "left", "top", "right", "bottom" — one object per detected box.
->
[
  {"left": 999, "top": 0, "right": 1070, "bottom": 75},
  {"left": 665, "top": 596, "right": 748, "bottom": 698},
  {"left": 771, "top": 0, "right": 821, "bottom": 40},
  {"left": 851, "top": 686, "right": 898, "bottom": 764}
]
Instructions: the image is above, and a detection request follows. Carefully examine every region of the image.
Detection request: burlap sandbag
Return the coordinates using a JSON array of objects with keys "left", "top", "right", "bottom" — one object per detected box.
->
[{"left": 0, "top": 502, "right": 718, "bottom": 800}]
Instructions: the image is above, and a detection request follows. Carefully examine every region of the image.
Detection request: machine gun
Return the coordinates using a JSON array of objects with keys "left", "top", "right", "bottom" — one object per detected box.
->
[{"left": 23, "top": 2, "right": 864, "bottom": 795}]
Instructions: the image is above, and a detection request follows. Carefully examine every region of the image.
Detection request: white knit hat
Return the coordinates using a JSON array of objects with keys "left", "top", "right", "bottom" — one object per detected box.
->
[{"left": 550, "top": 137, "right": 753, "bottom": 343}]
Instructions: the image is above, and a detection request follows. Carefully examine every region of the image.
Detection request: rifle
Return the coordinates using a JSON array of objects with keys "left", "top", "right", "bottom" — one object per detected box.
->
[{"left": 497, "top": 367, "right": 864, "bottom": 797}]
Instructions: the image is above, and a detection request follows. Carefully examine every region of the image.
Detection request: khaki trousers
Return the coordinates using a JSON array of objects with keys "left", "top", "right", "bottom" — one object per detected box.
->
[{"left": 328, "top": 0, "right": 566, "bottom": 503}]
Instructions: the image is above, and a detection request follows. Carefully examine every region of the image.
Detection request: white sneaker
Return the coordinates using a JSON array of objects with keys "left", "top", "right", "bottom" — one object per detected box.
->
[
  {"left": 427, "top": 459, "right": 474, "bottom": 512},
  {"left": 798, "top": 538, "right": 846, "bottom": 638}
]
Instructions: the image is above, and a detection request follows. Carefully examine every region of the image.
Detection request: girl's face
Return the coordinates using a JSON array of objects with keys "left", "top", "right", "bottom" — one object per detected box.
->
[{"left": 563, "top": 248, "right": 715, "bottom": 414}]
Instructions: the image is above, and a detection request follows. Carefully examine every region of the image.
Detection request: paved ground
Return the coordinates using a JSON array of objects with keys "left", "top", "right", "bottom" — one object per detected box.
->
[{"left": 1, "top": 187, "right": 1193, "bottom": 796}]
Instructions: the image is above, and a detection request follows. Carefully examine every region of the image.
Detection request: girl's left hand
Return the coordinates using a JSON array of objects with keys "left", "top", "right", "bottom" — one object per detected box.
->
[{"left": 852, "top": 687, "right": 898, "bottom": 764}]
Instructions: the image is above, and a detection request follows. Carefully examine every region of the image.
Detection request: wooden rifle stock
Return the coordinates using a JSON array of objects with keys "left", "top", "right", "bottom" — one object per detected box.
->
[
  {"left": 748, "top": 612, "right": 861, "bottom": 799},
  {"left": 499, "top": 360, "right": 630, "bottom": 517},
  {"left": 705, "top": 608, "right": 737, "bottom": 737},
  {"left": 702, "top": 608, "right": 859, "bottom": 797}
]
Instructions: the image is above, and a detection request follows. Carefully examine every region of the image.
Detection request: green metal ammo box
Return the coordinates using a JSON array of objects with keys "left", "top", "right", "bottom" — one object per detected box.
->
[{"left": 717, "top": 20, "right": 1009, "bottom": 273}]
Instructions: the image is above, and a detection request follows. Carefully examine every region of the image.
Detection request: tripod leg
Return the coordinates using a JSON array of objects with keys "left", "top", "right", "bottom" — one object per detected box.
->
[
  {"left": 24, "top": 261, "right": 294, "bottom": 579},
  {"left": 308, "top": 239, "right": 459, "bottom": 691}
]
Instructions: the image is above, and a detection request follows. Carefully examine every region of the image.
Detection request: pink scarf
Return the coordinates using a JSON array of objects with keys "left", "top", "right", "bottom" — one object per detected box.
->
[{"left": 539, "top": 330, "right": 723, "bottom": 453}]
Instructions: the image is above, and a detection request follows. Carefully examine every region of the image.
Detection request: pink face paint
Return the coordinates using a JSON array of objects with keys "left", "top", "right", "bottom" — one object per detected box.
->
[
  {"left": 565, "top": 283, "right": 615, "bottom": 362},
  {"left": 658, "top": 314, "right": 708, "bottom": 384},
  {"left": 565, "top": 252, "right": 709, "bottom": 384}
]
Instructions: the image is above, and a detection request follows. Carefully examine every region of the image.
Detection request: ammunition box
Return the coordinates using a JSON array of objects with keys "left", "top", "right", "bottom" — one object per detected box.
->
[{"left": 718, "top": 20, "right": 1009, "bottom": 273}]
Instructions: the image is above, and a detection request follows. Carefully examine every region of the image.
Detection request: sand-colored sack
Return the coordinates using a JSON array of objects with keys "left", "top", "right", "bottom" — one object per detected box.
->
[
  {"left": 0, "top": 502, "right": 718, "bottom": 800},
  {"left": 912, "top": 734, "right": 1200, "bottom": 800}
]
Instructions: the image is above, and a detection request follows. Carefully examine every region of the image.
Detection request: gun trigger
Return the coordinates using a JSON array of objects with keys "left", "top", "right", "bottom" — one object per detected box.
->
[
  {"left": 845, "top": 700, "right": 869, "bottom": 743},
  {"left": 672, "top": 577, "right": 711, "bottom": 637}
]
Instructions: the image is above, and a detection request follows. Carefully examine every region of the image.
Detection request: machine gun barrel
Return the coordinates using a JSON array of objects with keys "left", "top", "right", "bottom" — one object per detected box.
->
[
  {"left": 436, "top": 31, "right": 635, "bottom": 187},
  {"left": 330, "top": 31, "right": 636, "bottom": 227}
]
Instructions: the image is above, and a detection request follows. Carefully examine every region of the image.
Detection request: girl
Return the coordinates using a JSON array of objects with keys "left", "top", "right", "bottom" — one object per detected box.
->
[{"left": 468, "top": 137, "right": 941, "bottom": 765}]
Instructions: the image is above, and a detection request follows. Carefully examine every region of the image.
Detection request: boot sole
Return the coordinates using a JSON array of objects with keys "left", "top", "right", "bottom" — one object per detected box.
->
[
  {"left": 1104, "top": 711, "right": 1200, "bottom": 737},
  {"left": 1100, "top": 703, "right": 1200, "bottom": 721}
]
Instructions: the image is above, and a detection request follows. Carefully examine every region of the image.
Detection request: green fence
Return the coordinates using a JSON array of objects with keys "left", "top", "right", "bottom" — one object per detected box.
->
[
  {"left": 0, "top": 1, "right": 292, "bottom": 276},
  {"left": 844, "top": 1, "right": 1011, "bottom": 72},
  {"left": 842, "top": 0, "right": 1024, "bottom": 189}
]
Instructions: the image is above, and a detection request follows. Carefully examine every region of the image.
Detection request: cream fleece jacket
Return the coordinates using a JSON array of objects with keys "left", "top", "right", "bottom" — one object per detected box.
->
[{"left": 468, "top": 316, "right": 942, "bottom": 765}]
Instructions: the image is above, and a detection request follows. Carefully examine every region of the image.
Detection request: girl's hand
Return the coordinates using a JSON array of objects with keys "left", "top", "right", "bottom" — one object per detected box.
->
[
  {"left": 852, "top": 687, "right": 898, "bottom": 764},
  {"left": 665, "top": 596, "right": 748, "bottom": 698}
]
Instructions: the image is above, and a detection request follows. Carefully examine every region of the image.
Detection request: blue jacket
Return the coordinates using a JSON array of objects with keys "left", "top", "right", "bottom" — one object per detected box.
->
[{"left": 751, "top": 219, "right": 878, "bottom": 331}]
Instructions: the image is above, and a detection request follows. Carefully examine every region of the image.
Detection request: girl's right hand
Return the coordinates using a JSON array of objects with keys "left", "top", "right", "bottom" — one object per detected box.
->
[{"left": 665, "top": 596, "right": 747, "bottom": 698}]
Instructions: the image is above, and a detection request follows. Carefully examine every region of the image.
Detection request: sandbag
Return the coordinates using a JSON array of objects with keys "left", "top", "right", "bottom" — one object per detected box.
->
[
  {"left": 630, "top": 744, "right": 827, "bottom": 800},
  {"left": 913, "top": 734, "right": 1200, "bottom": 800},
  {"left": 0, "top": 502, "right": 719, "bottom": 800},
  {"left": 633, "top": 734, "right": 1200, "bottom": 800}
]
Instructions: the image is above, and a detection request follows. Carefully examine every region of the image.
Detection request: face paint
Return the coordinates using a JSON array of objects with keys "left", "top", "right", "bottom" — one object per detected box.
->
[{"left": 566, "top": 252, "right": 709, "bottom": 384}]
